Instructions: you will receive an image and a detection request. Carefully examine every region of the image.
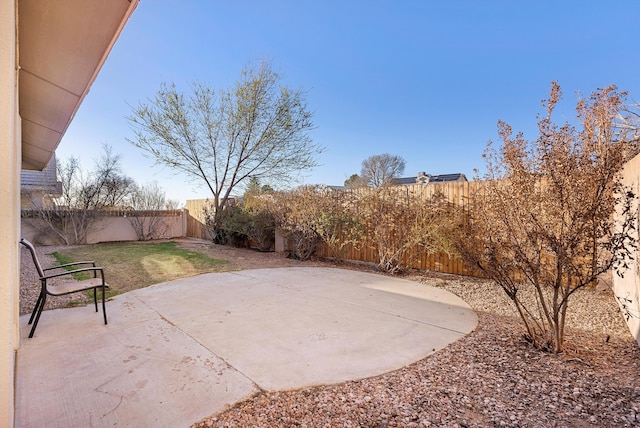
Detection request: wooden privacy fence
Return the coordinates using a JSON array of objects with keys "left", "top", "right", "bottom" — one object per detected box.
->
[
  {"left": 312, "top": 182, "right": 483, "bottom": 276},
  {"left": 185, "top": 183, "right": 482, "bottom": 276},
  {"left": 185, "top": 199, "right": 212, "bottom": 239},
  {"left": 185, "top": 198, "right": 240, "bottom": 239},
  {"left": 315, "top": 240, "right": 475, "bottom": 276}
]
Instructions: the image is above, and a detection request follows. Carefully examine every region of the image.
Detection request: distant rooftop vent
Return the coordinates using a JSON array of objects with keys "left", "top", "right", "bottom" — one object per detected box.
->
[{"left": 416, "top": 172, "right": 430, "bottom": 184}]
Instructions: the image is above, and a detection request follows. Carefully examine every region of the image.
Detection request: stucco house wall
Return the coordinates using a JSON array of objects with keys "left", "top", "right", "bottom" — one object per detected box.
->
[
  {"left": 613, "top": 152, "right": 640, "bottom": 346},
  {"left": 0, "top": 3, "right": 20, "bottom": 426},
  {"left": 2, "top": 2, "right": 139, "bottom": 424}
]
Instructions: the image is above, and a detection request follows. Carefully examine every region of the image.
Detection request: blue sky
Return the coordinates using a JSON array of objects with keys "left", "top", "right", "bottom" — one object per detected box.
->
[{"left": 58, "top": 1, "right": 640, "bottom": 204}]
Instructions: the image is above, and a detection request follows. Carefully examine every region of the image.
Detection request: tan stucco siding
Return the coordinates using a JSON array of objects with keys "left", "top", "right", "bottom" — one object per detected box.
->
[
  {"left": 613, "top": 152, "right": 640, "bottom": 346},
  {"left": 0, "top": 1, "right": 19, "bottom": 426}
]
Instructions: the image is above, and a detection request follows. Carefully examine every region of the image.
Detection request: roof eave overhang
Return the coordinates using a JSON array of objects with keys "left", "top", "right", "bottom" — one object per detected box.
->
[{"left": 18, "top": 0, "right": 139, "bottom": 171}]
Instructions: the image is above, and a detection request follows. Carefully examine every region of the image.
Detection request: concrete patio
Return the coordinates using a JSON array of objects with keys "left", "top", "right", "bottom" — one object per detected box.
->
[{"left": 16, "top": 267, "right": 477, "bottom": 427}]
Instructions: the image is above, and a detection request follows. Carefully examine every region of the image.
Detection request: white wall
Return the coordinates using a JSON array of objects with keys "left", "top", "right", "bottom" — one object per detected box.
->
[
  {"left": 0, "top": 1, "right": 19, "bottom": 426},
  {"left": 613, "top": 152, "right": 640, "bottom": 346}
]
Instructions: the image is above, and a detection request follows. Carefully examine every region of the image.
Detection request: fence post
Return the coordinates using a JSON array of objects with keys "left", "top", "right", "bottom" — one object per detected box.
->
[{"left": 180, "top": 208, "right": 188, "bottom": 237}]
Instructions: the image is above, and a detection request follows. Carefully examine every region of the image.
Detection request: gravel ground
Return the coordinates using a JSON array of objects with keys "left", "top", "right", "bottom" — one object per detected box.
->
[
  {"left": 19, "top": 240, "right": 640, "bottom": 427},
  {"left": 193, "top": 269, "right": 640, "bottom": 427},
  {"left": 19, "top": 244, "right": 91, "bottom": 315}
]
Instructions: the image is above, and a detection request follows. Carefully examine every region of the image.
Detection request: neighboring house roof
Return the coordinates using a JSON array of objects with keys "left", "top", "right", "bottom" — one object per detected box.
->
[
  {"left": 392, "top": 177, "right": 418, "bottom": 185},
  {"left": 323, "top": 173, "right": 468, "bottom": 189},
  {"left": 393, "top": 172, "right": 468, "bottom": 185},
  {"left": 20, "top": 155, "right": 62, "bottom": 195},
  {"left": 427, "top": 173, "right": 467, "bottom": 183},
  {"left": 325, "top": 185, "right": 347, "bottom": 191}
]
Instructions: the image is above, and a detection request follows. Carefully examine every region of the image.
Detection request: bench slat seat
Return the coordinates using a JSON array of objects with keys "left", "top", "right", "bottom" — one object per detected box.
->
[{"left": 46, "top": 278, "right": 108, "bottom": 296}]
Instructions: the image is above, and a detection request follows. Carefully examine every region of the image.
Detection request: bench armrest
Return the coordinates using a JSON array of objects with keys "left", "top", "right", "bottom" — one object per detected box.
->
[
  {"left": 43, "top": 261, "right": 96, "bottom": 272},
  {"left": 41, "top": 266, "right": 105, "bottom": 282}
]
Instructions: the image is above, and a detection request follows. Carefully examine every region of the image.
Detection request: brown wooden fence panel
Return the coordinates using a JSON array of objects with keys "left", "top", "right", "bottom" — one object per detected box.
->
[
  {"left": 313, "top": 182, "right": 483, "bottom": 277},
  {"left": 185, "top": 199, "right": 213, "bottom": 239},
  {"left": 186, "top": 184, "right": 483, "bottom": 277}
]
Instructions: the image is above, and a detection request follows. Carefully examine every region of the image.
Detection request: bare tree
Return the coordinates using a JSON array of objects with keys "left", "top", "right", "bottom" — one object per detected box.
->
[
  {"left": 127, "top": 181, "right": 171, "bottom": 241},
  {"left": 456, "top": 82, "right": 638, "bottom": 353},
  {"left": 127, "top": 60, "right": 323, "bottom": 240},
  {"left": 360, "top": 153, "right": 406, "bottom": 187},
  {"left": 92, "top": 145, "right": 136, "bottom": 208},
  {"left": 25, "top": 145, "right": 135, "bottom": 244}
]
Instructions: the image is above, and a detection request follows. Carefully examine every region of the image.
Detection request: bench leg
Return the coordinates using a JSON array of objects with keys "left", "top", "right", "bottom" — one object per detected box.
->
[
  {"left": 29, "top": 294, "right": 47, "bottom": 338},
  {"left": 28, "top": 292, "right": 43, "bottom": 325},
  {"left": 102, "top": 286, "right": 108, "bottom": 325}
]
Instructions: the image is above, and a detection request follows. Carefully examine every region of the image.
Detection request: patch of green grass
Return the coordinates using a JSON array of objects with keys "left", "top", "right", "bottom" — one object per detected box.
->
[
  {"left": 49, "top": 252, "right": 92, "bottom": 281},
  {"left": 50, "top": 241, "right": 230, "bottom": 299},
  {"left": 85, "top": 288, "right": 120, "bottom": 302}
]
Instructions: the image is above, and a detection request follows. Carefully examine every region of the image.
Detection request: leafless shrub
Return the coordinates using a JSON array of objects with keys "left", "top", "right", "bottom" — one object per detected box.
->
[
  {"left": 456, "top": 82, "right": 638, "bottom": 353},
  {"left": 314, "top": 189, "right": 364, "bottom": 260},
  {"left": 269, "top": 186, "right": 324, "bottom": 260},
  {"left": 356, "top": 187, "right": 458, "bottom": 274},
  {"left": 127, "top": 182, "right": 171, "bottom": 241},
  {"left": 26, "top": 146, "right": 135, "bottom": 244}
]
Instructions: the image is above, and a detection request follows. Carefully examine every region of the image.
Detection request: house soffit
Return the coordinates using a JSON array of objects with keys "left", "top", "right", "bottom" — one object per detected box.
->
[{"left": 18, "top": 0, "right": 139, "bottom": 170}]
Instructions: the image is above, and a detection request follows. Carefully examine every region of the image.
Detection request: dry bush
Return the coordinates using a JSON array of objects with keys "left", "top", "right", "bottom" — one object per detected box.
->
[
  {"left": 269, "top": 186, "right": 324, "bottom": 260},
  {"left": 266, "top": 186, "right": 363, "bottom": 261},
  {"left": 355, "top": 186, "right": 459, "bottom": 274},
  {"left": 266, "top": 185, "right": 458, "bottom": 269},
  {"left": 240, "top": 194, "right": 276, "bottom": 251},
  {"left": 314, "top": 190, "right": 364, "bottom": 260},
  {"left": 457, "top": 82, "right": 638, "bottom": 353}
]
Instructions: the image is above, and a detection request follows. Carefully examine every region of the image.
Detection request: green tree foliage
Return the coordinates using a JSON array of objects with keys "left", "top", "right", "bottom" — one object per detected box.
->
[
  {"left": 244, "top": 177, "right": 262, "bottom": 196},
  {"left": 245, "top": 177, "right": 274, "bottom": 196},
  {"left": 344, "top": 173, "right": 366, "bottom": 189},
  {"left": 216, "top": 204, "right": 253, "bottom": 247},
  {"left": 456, "top": 83, "right": 639, "bottom": 353},
  {"left": 127, "top": 60, "right": 323, "bottom": 241},
  {"left": 211, "top": 193, "right": 276, "bottom": 251},
  {"left": 242, "top": 195, "right": 277, "bottom": 251}
]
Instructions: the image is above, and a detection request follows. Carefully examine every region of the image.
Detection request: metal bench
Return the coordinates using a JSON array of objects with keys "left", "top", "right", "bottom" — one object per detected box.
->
[{"left": 20, "top": 238, "right": 109, "bottom": 338}]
